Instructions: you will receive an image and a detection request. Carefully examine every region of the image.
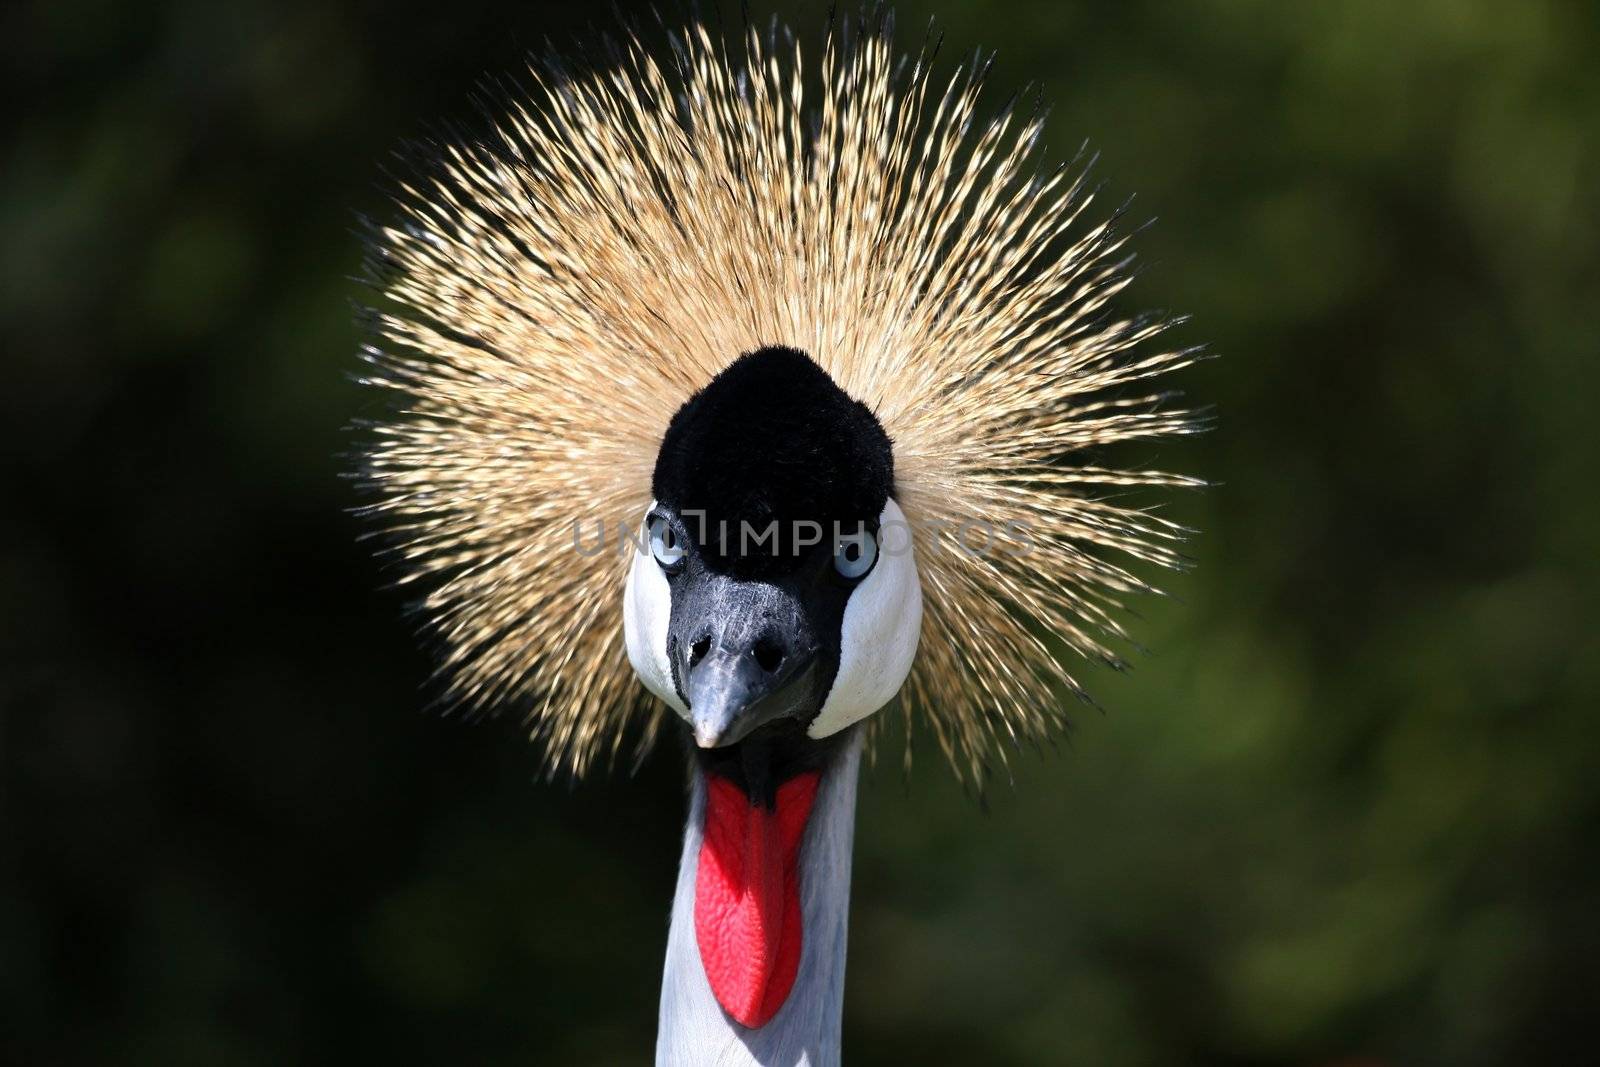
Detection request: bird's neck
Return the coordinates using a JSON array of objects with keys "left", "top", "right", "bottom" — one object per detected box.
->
[{"left": 657, "top": 727, "right": 862, "bottom": 1067}]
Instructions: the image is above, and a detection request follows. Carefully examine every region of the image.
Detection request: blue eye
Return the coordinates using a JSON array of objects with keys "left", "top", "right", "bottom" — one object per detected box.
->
[
  {"left": 648, "top": 515, "right": 686, "bottom": 569},
  {"left": 834, "top": 528, "right": 877, "bottom": 579}
]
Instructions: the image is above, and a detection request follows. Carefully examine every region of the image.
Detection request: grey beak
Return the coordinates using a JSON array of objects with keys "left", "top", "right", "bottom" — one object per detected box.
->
[
  {"left": 667, "top": 567, "right": 827, "bottom": 748},
  {"left": 685, "top": 642, "right": 819, "bottom": 748},
  {"left": 687, "top": 646, "right": 770, "bottom": 747}
]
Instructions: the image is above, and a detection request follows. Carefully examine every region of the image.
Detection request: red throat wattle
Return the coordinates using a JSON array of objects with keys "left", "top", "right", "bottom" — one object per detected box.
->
[{"left": 694, "top": 770, "right": 821, "bottom": 1029}]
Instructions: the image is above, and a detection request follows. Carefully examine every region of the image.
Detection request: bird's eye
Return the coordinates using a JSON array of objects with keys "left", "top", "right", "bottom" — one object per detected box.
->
[
  {"left": 648, "top": 515, "right": 686, "bottom": 570},
  {"left": 834, "top": 527, "right": 878, "bottom": 579}
]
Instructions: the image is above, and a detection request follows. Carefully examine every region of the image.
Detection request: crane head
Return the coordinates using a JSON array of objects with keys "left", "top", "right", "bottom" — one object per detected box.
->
[{"left": 624, "top": 346, "right": 923, "bottom": 753}]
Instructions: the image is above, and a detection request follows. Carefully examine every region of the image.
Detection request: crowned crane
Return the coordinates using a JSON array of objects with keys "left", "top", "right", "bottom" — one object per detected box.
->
[{"left": 358, "top": 12, "right": 1202, "bottom": 1066}]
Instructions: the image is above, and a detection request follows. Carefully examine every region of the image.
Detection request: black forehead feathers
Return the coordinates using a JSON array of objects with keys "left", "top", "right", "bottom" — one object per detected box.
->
[{"left": 652, "top": 346, "right": 893, "bottom": 574}]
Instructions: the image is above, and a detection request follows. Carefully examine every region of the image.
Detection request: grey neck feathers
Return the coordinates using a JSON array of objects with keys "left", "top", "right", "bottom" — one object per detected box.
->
[{"left": 656, "top": 731, "right": 863, "bottom": 1067}]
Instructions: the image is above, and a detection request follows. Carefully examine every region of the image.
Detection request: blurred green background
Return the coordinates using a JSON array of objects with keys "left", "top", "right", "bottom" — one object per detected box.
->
[{"left": 4, "top": 0, "right": 1597, "bottom": 1063}]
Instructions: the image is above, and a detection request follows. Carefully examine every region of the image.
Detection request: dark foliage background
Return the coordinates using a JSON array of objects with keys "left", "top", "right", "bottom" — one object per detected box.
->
[{"left": 4, "top": 1, "right": 1597, "bottom": 1063}]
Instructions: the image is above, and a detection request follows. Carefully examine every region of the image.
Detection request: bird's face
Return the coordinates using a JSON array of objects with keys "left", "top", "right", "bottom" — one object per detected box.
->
[
  {"left": 626, "top": 496, "right": 921, "bottom": 748},
  {"left": 623, "top": 347, "right": 922, "bottom": 750}
]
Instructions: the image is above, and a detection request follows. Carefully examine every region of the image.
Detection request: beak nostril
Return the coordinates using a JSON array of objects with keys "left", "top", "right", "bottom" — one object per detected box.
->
[
  {"left": 751, "top": 636, "right": 784, "bottom": 674},
  {"left": 688, "top": 635, "right": 711, "bottom": 668}
]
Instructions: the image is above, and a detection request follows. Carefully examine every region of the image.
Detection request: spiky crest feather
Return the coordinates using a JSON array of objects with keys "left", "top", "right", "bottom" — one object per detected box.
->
[{"left": 358, "top": 13, "right": 1203, "bottom": 784}]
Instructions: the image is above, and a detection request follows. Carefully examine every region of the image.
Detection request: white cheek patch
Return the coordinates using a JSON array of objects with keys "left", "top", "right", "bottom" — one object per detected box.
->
[
  {"left": 624, "top": 503, "right": 689, "bottom": 718},
  {"left": 809, "top": 496, "right": 922, "bottom": 738}
]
